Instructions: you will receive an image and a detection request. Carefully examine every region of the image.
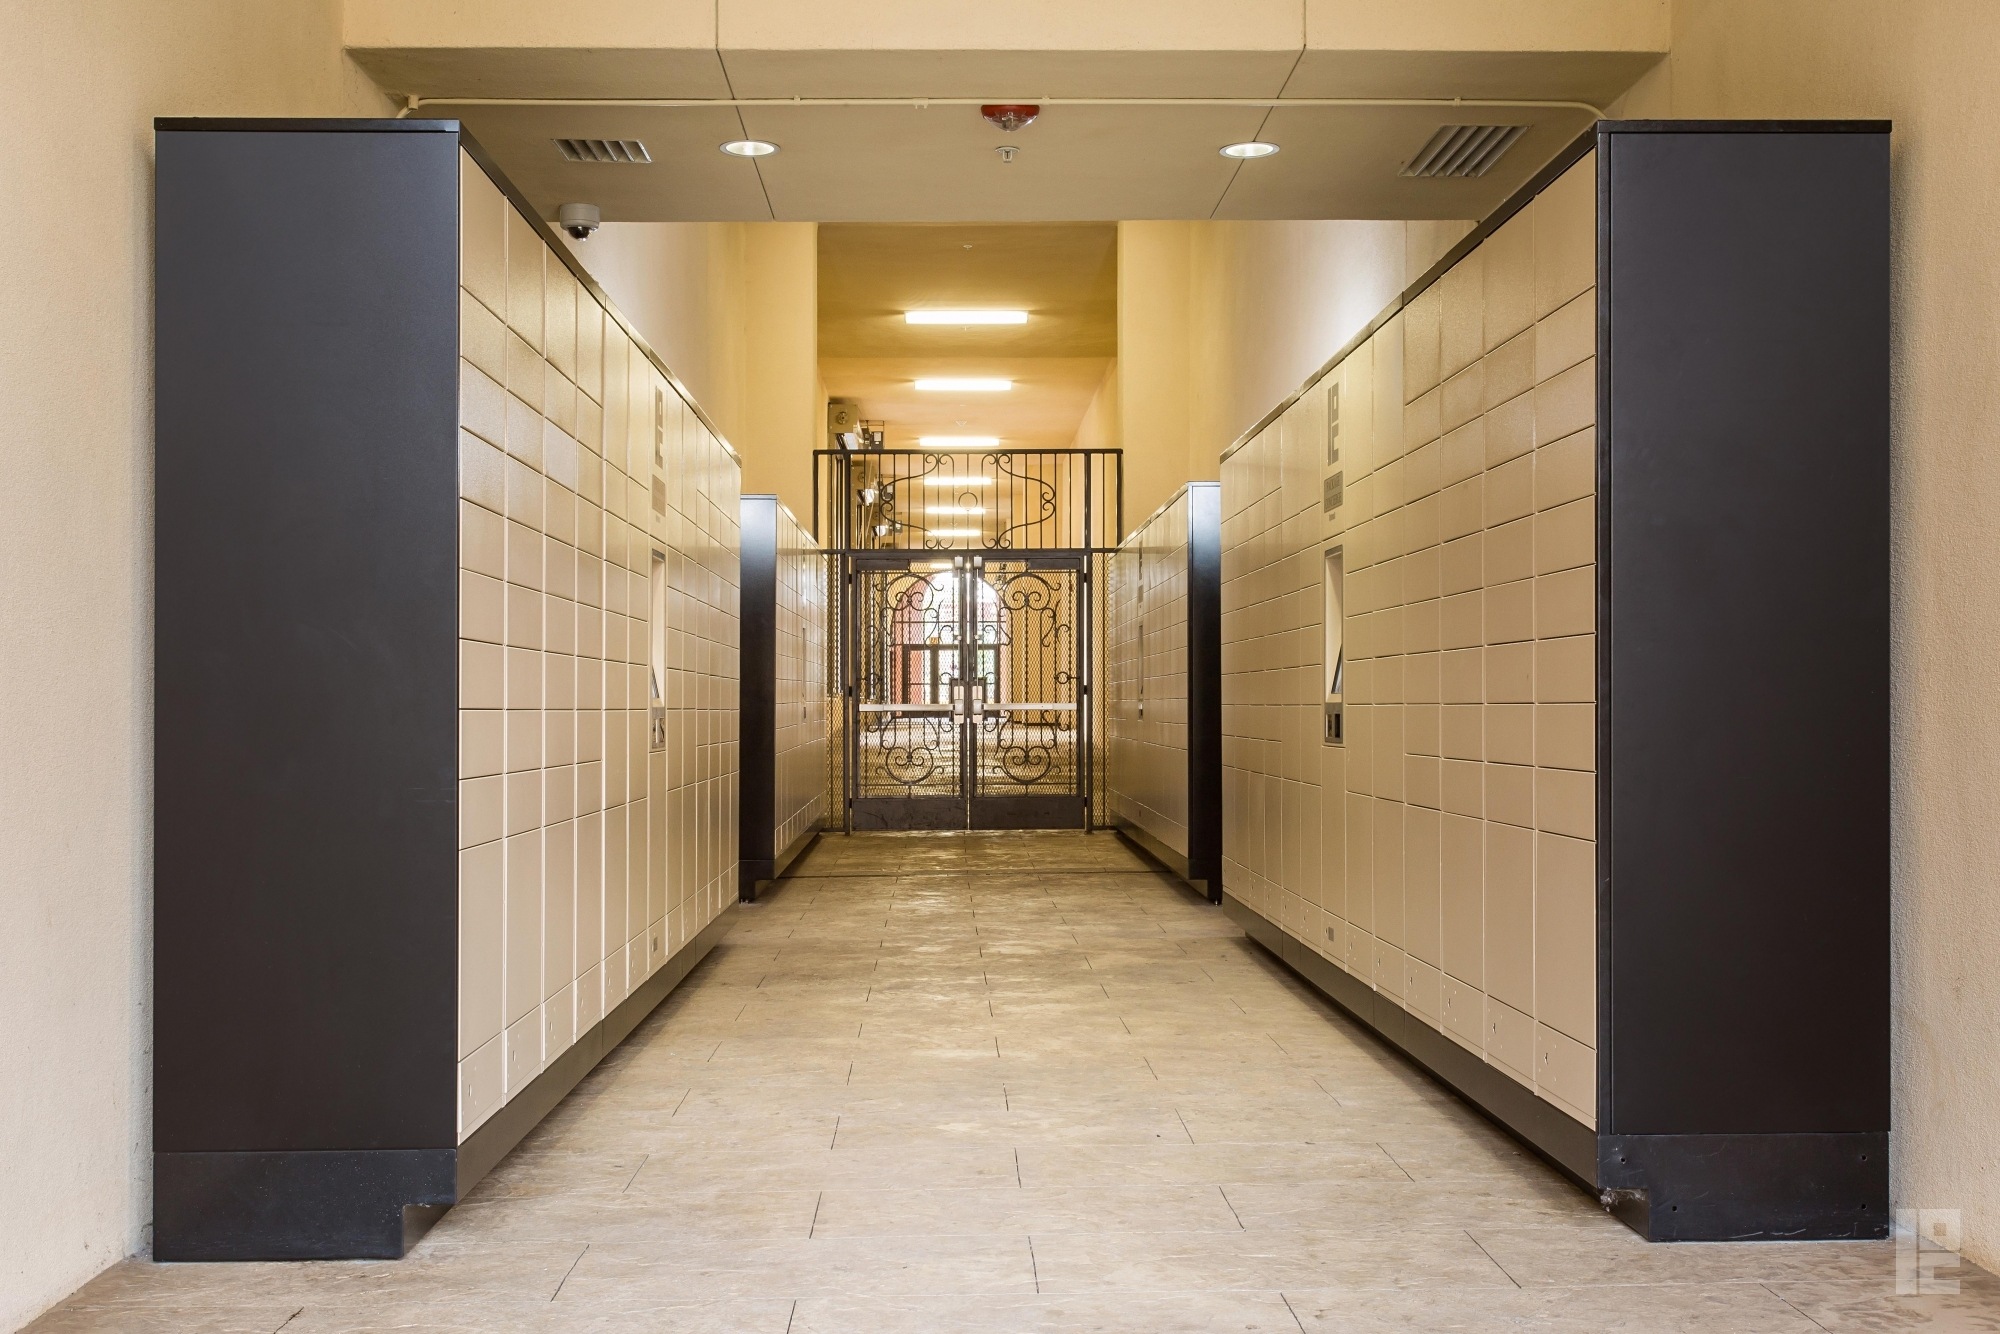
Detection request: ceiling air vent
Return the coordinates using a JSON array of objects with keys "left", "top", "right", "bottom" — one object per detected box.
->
[
  {"left": 1400, "top": 124, "right": 1528, "bottom": 179},
  {"left": 554, "top": 138, "right": 652, "bottom": 165}
]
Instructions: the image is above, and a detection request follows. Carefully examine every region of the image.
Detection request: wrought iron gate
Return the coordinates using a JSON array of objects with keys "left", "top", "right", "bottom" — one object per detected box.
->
[{"left": 821, "top": 449, "right": 1119, "bottom": 832}]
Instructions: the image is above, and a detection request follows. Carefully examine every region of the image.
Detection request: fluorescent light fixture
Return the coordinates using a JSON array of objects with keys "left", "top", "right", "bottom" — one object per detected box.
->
[
  {"left": 914, "top": 379, "right": 1011, "bottom": 393},
  {"left": 918, "top": 435, "right": 1001, "bottom": 448},
  {"left": 926, "top": 506, "right": 986, "bottom": 516},
  {"left": 719, "top": 139, "right": 779, "bottom": 157},
  {"left": 930, "top": 528, "right": 982, "bottom": 539},
  {"left": 1220, "top": 141, "right": 1281, "bottom": 159},
  {"left": 904, "top": 310, "right": 1028, "bottom": 325},
  {"left": 923, "top": 476, "right": 993, "bottom": 486}
]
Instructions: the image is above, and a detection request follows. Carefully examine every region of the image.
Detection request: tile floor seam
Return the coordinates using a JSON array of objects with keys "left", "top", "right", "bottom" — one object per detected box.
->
[{"left": 549, "top": 1243, "right": 589, "bottom": 1301}]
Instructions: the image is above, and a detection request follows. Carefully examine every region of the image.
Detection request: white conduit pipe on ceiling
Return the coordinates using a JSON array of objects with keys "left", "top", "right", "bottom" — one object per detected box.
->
[{"left": 396, "top": 94, "right": 1608, "bottom": 117}]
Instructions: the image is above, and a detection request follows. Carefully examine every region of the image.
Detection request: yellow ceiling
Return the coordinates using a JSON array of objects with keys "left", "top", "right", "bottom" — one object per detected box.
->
[
  {"left": 818, "top": 224, "right": 1115, "bottom": 358},
  {"left": 819, "top": 224, "right": 1117, "bottom": 452},
  {"left": 819, "top": 357, "right": 1112, "bottom": 453}
]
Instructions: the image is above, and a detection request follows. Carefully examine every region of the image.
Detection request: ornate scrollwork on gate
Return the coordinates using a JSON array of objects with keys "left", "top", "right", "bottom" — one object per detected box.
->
[
  {"left": 974, "top": 568, "right": 1079, "bottom": 792},
  {"left": 849, "top": 451, "right": 1071, "bottom": 550},
  {"left": 876, "top": 716, "right": 949, "bottom": 785},
  {"left": 855, "top": 569, "right": 964, "bottom": 798},
  {"left": 986, "top": 453, "right": 1060, "bottom": 550},
  {"left": 982, "top": 710, "right": 1062, "bottom": 784}
]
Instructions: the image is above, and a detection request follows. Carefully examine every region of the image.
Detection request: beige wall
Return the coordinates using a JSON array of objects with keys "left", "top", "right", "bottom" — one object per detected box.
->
[
  {"left": 564, "top": 222, "right": 820, "bottom": 522},
  {"left": 1117, "top": 218, "right": 1472, "bottom": 536},
  {"left": 1611, "top": 0, "right": 2000, "bottom": 1273},
  {"left": 1070, "top": 361, "right": 1121, "bottom": 452},
  {"left": 562, "top": 223, "right": 747, "bottom": 434},
  {"left": 1117, "top": 222, "right": 1196, "bottom": 534},
  {"left": 0, "top": 5, "right": 390, "bottom": 1328},
  {"left": 1188, "top": 221, "right": 1415, "bottom": 464},
  {"left": 741, "top": 225, "right": 821, "bottom": 520}
]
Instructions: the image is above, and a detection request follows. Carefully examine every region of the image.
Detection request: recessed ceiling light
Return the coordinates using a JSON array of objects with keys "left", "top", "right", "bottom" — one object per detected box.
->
[
  {"left": 918, "top": 436, "right": 1001, "bottom": 447},
  {"left": 905, "top": 310, "right": 1029, "bottom": 325},
  {"left": 927, "top": 506, "right": 987, "bottom": 516},
  {"left": 720, "top": 139, "right": 779, "bottom": 157},
  {"left": 914, "top": 379, "right": 1011, "bottom": 393},
  {"left": 1220, "top": 141, "right": 1281, "bottom": 159},
  {"left": 930, "top": 528, "right": 983, "bottom": 539}
]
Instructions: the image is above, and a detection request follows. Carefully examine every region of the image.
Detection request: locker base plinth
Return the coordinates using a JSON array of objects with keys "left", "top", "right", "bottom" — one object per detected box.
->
[
  {"left": 1223, "top": 892, "right": 1597, "bottom": 1187},
  {"left": 1598, "top": 1132, "right": 1890, "bottom": 1241},
  {"left": 153, "top": 1149, "right": 456, "bottom": 1261},
  {"left": 155, "top": 906, "right": 740, "bottom": 1262}
]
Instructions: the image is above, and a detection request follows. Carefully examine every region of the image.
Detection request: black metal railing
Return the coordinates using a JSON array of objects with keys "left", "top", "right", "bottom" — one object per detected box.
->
[
  {"left": 816, "top": 448, "right": 1121, "bottom": 830},
  {"left": 815, "top": 448, "right": 1123, "bottom": 554}
]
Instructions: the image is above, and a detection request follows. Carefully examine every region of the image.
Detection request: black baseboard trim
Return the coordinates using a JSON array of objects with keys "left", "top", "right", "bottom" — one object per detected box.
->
[
  {"left": 744, "top": 824, "right": 823, "bottom": 901},
  {"left": 1598, "top": 1132, "right": 1890, "bottom": 1241},
  {"left": 457, "top": 904, "right": 738, "bottom": 1197},
  {"left": 1112, "top": 819, "right": 1203, "bottom": 890},
  {"left": 152, "top": 1148, "right": 457, "bottom": 1262},
  {"left": 1222, "top": 893, "right": 1597, "bottom": 1188},
  {"left": 773, "top": 823, "right": 822, "bottom": 881}
]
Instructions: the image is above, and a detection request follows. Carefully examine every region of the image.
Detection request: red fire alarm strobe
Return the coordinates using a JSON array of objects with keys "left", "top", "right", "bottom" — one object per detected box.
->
[{"left": 980, "top": 104, "right": 1040, "bottom": 132}]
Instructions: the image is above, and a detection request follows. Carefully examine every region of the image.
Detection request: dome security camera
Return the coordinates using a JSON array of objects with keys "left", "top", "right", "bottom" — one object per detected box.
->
[{"left": 558, "top": 203, "right": 601, "bottom": 240}]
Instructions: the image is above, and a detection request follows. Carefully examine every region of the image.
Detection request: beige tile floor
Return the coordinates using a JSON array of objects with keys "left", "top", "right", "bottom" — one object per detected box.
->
[{"left": 31, "top": 831, "right": 2000, "bottom": 1332}]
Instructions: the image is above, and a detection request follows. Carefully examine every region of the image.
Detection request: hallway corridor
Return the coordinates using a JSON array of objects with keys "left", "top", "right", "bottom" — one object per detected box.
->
[{"left": 38, "top": 834, "right": 1996, "bottom": 1331}]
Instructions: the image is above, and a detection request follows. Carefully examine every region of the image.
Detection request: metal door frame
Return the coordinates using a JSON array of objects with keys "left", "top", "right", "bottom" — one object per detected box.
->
[
  {"left": 965, "top": 551, "right": 1088, "bottom": 830},
  {"left": 840, "top": 549, "right": 1094, "bottom": 831},
  {"left": 844, "top": 553, "right": 970, "bottom": 831},
  {"left": 820, "top": 448, "right": 1121, "bottom": 833}
]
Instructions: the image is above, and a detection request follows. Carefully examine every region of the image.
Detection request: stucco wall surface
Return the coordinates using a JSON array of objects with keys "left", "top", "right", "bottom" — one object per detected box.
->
[
  {"left": 1116, "top": 218, "right": 1473, "bottom": 530},
  {"left": 561, "top": 221, "right": 820, "bottom": 522},
  {"left": 0, "top": 5, "right": 390, "bottom": 1327}
]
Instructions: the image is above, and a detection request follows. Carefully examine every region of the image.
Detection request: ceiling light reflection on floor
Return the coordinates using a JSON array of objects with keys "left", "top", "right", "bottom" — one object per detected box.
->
[{"left": 914, "top": 379, "right": 1011, "bottom": 393}]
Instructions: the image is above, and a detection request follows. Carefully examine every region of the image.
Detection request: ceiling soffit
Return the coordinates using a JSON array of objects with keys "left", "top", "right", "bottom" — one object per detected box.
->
[
  {"left": 441, "top": 100, "right": 1599, "bottom": 223},
  {"left": 355, "top": 1, "right": 1662, "bottom": 222},
  {"left": 347, "top": 0, "right": 1667, "bottom": 101}
]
